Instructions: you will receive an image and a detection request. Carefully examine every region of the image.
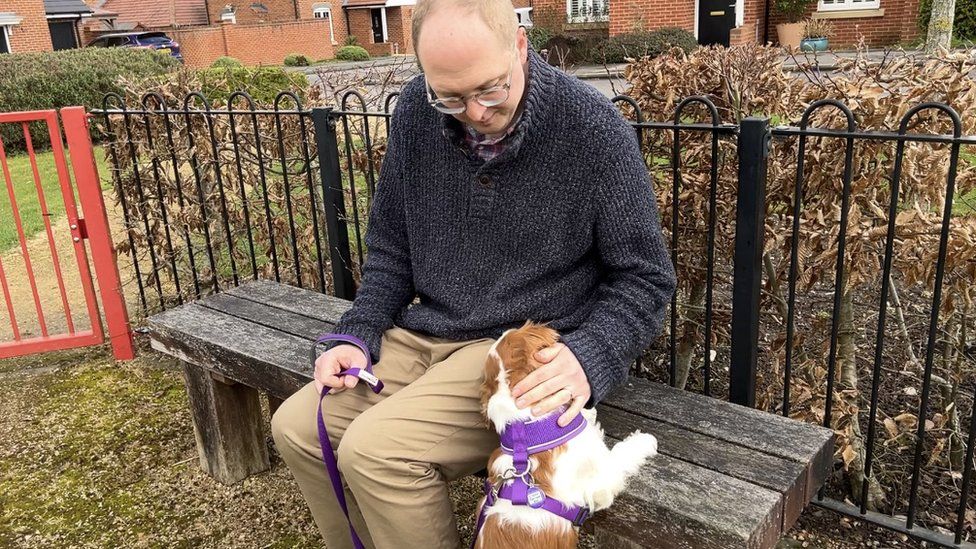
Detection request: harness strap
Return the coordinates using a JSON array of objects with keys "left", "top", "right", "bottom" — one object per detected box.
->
[{"left": 313, "top": 334, "right": 383, "bottom": 549}]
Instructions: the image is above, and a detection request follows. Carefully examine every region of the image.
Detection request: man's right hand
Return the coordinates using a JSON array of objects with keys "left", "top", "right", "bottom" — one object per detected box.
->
[{"left": 314, "top": 344, "right": 369, "bottom": 394}]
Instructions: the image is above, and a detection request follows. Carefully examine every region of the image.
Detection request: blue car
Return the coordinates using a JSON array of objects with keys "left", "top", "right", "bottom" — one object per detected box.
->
[{"left": 86, "top": 32, "right": 183, "bottom": 62}]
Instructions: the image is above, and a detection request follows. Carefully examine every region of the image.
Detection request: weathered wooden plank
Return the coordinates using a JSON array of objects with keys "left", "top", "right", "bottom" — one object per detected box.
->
[
  {"left": 225, "top": 280, "right": 352, "bottom": 324},
  {"left": 149, "top": 304, "right": 312, "bottom": 400},
  {"left": 182, "top": 361, "right": 270, "bottom": 484},
  {"left": 603, "top": 378, "right": 834, "bottom": 465},
  {"left": 597, "top": 404, "right": 808, "bottom": 531},
  {"left": 586, "top": 450, "right": 783, "bottom": 549},
  {"left": 200, "top": 292, "right": 334, "bottom": 341}
]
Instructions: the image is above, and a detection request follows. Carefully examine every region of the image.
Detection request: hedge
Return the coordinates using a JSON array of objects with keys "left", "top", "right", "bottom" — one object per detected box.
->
[
  {"left": 591, "top": 28, "right": 699, "bottom": 64},
  {"left": 336, "top": 46, "right": 370, "bottom": 61},
  {"left": 0, "top": 47, "right": 177, "bottom": 149}
]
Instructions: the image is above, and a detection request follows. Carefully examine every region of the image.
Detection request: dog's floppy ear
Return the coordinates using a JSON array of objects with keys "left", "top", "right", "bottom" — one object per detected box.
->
[
  {"left": 480, "top": 350, "right": 502, "bottom": 423},
  {"left": 501, "top": 322, "right": 560, "bottom": 388}
]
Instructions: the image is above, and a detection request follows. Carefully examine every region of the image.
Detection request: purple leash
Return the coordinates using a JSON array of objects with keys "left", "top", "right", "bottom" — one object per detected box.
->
[{"left": 313, "top": 334, "right": 384, "bottom": 549}]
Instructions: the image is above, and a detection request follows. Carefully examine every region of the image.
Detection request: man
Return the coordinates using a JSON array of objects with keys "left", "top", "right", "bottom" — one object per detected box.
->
[{"left": 270, "top": 0, "right": 676, "bottom": 546}]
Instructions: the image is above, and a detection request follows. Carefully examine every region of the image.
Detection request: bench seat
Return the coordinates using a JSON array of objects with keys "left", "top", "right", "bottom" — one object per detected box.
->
[{"left": 148, "top": 280, "right": 833, "bottom": 549}]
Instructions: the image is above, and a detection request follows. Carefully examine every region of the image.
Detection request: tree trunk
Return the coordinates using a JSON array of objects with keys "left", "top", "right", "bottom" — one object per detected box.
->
[
  {"left": 675, "top": 281, "right": 707, "bottom": 390},
  {"left": 925, "top": 0, "right": 956, "bottom": 54},
  {"left": 837, "top": 287, "right": 886, "bottom": 511}
]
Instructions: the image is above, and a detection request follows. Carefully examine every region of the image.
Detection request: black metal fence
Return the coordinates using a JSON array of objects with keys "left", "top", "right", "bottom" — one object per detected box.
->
[{"left": 94, "top": 90, "right": 976, "bottom": 547}]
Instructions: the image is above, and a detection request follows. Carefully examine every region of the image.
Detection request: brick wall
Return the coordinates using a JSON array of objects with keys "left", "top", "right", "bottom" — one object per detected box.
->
[
  {"left": 767, "top": 0, "right": 920, "bottom": 47},
  {"left": 5, "top": 0, "right": 53, "bottom": 52},
  {"left": 346, "top": 8, "right": 393, "bottom": 56},
  {"left": 610, "top": 0, "right": 695, "bottom": 35},
  {"left": 533, "top": 0, "right": 915, "bottom": 47},
  {"left": 295, "top": 0, "right": 349, "bottom": 45},
  {"left": 170, "top": 19, "right": 335, "bottom": 67},
  {"left": 385, "top": 6, "right": 414, "bottom": 54},
  {"left": 207, "top": 0, "right": 299, "bottom": 25}
]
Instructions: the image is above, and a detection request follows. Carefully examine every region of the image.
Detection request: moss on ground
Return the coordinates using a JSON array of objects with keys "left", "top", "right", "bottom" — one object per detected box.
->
[{"left": 0, "top": 344, "right": 323, "bottom": 548}]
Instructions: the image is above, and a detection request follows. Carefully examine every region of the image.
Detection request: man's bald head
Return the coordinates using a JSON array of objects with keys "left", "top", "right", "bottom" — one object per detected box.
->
[{"left": 412, "top": 0, "right": 519, "bottom": 67}]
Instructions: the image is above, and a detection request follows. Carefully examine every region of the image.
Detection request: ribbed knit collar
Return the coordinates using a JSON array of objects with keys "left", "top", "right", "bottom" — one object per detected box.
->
[{"left": 438, "top": 47, "right": 554, "bottom": 166}]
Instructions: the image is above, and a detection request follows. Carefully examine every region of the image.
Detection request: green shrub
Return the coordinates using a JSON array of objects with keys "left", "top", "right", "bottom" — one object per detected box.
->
[
  {"left": 283, "top": 53, "right": 311, "bottom": 67},
  {"left": 0, "top": 47, "right": 177, "bottom": 149},
  {"left": 211, "top": 56, "right": 243, "bottom": 68},
  {"left": 335, "top": 45, "right": 370, "bottom": 61},
  {"left": 591, "top": 28, "right": 699, "bottom": 63},
  {"left": 344, "top": 35, "right": 359, "bottom": 46},
  {"left": 527, "top": 26, "right": 553, "bottom": 52},
  {"left": 774, "top": 0, "right": 812, "bottom": 23},
  {"left": 919, "top": 0, "right": 976, "bottom": 41},
  {"left": 196, "top": 66, "right": 310, "bottom": 105}
]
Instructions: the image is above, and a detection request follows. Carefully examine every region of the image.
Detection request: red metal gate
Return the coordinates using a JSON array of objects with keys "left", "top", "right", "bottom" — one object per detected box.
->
[{"left": 0, "top": 107, "right": 133, "bottom": 360}]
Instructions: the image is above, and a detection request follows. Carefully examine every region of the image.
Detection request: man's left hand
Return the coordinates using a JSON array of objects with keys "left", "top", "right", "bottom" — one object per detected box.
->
[{"left": 511, "top": 343, "right": 591, "bottom": 427}]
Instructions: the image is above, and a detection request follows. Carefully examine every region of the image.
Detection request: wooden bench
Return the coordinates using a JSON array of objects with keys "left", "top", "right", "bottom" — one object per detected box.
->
[{"left": 148, "top": 279, "right": 834, "bottom": 549}]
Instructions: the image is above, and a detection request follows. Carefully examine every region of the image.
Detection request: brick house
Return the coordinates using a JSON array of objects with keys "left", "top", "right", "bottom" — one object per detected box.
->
[
  {"left": 531, "top": 0, "right": 919, "bottom": 48},
  {"left": 0, "top": 0, "right": 94, "bottom": 53}
]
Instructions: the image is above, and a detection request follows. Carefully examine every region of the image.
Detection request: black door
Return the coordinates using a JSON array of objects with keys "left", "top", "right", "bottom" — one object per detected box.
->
[
  {"left": 370, "top": 9, "right": 384, "bottom": 43},
  {"left": 49, "top": 21, "right": 78, "bottom": 50},
  {"left": 0, "top": 29, "right": 9, "bottom": 54},
  {"left": 698, "top": 0, "right": 735, "bottom": 46}
]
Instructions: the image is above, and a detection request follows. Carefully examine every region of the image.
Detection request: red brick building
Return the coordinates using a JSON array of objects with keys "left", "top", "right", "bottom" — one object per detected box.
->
[
  {"left": 532, "top": 0, "right": 919, "bottom": 48},
  {"left": 0, "top": 0, "right": 94, "bottom": 53}
]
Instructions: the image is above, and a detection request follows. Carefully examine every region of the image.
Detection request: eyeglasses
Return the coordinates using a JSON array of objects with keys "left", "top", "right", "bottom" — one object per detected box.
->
[{"left": 426, "top": 56, "right": 515, "bottom": 115}]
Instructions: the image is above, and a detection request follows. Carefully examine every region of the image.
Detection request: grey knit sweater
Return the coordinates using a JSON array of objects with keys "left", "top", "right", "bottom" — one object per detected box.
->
[{"left": 332, "top": 50, "right": 676, "bottom": 404}]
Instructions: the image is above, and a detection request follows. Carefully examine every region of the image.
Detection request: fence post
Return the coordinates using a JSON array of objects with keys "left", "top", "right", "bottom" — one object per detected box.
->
[
  {"left": 729, "top": 117, "right": 770, "bottom": 407},
  {"left": 312, "top": 107, "right": 357, "bottom": 301},
  {"left": 60, "top": 106, "right": 135, "bottom": 361}
]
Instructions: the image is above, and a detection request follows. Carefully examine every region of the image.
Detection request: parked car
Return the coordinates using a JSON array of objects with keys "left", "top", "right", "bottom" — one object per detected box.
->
[{"left": 86, "top": 32, "right": 183, "bottom": 62}]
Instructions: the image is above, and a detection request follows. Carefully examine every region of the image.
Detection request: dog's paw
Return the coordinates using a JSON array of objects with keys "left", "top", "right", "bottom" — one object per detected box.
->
[{"left": 623, "top": 431, "right": 658, "bottom": 459}]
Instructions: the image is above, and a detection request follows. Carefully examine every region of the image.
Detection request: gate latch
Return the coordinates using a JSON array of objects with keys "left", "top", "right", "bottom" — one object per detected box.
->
[{"left": 70, "top": 219, "right": 88, "bottom": 241}]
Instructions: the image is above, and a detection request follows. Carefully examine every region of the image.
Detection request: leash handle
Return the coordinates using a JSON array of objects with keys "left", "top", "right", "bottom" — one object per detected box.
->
[
  {"left": 313, "top": 333, "right": 385, "bottom": 549},
  {"left": 313, "top": 334, "right": 384, "bottom": 394}
]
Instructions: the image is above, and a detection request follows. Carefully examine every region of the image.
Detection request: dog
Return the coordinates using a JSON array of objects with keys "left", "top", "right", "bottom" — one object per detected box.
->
[{"left": 473, "top": 322, "right": 659, "bottom": 549}]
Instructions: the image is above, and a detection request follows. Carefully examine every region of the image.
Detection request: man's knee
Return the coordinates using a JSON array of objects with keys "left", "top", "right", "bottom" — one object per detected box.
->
[{"left": 336, "top": 416, "right": 389, "bottom": 481}]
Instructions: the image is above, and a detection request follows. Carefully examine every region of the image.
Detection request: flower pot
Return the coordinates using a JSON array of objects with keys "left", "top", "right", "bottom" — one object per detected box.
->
[
  {"left": 800, "top": 37, "right": 829, "bottom": 52},
  {"left": 776, "top": 22, "right": 805, "bottom": 49}
]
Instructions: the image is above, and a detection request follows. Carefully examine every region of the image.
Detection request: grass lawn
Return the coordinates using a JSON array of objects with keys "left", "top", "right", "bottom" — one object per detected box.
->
[{"left": 0, "top": 149, "right": 111, "bottom": 252}]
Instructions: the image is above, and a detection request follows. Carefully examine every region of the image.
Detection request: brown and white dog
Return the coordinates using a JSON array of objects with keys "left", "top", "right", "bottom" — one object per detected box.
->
[{"left": 474, "top": 322, "right": 658, "bottom": 549}]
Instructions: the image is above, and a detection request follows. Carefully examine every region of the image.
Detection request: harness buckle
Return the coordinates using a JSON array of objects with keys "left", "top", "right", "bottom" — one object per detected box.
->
[{"left": 572, "top": 507, "right": 590, "bottom": 527}]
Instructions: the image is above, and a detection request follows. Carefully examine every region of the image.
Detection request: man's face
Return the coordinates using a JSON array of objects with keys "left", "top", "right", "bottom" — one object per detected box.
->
[{"left": 417, "top": 8, "right": 528, "bottom": 136}]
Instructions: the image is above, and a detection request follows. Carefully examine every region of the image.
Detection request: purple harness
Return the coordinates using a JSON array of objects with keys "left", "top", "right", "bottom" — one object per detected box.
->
[
  {"left": 312, "top": 334, "right": 383, "bottom": 549},
  {"left": 471, "top": 411, "right": 591, "bottom": 547}
]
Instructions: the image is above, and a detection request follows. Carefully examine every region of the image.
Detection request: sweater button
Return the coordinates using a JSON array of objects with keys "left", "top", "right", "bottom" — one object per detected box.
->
[{"left": 478, "top": 175, "right": 493, "bottom": 188}]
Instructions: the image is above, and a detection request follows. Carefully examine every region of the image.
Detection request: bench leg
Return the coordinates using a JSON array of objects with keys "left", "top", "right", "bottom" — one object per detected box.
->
[
  {"left": 267, "top": 394, "right": 285, "bottom": 417},
  {"left": 182, "top": 361, "right": 270, "bottom": 484}
]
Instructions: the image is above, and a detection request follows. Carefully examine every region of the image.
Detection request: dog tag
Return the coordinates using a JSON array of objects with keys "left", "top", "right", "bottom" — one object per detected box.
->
[{"left": 526, "top": 486, "right": 546, "bottom": 508}]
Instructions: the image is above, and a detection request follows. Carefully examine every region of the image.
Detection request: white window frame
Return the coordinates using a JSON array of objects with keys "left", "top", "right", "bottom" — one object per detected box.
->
[
  {"left": 312, "top": 4, "right": 336, "bottom": 43},
  {"left": 0, "top": 26, "right": 11, "bottom": 53},
  {"left": 817, "top": 0, "right": 880, "bottom": 12},
  {"left": 566, "top": 0, "right": 609, "bottom": 24}
]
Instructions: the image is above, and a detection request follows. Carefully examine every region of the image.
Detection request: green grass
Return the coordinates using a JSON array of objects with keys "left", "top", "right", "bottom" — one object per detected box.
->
[{"left": 0, "top": 149, "right": 111, "bottom": 251}]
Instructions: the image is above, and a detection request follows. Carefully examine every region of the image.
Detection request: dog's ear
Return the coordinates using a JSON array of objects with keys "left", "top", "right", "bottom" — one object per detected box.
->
[{"left": 480, "top": 350, "right": 502, "bottom": 423}]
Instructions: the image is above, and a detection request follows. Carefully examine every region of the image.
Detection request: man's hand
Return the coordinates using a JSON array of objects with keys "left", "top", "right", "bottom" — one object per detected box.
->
[
  {"left": 314, "top": 344, "right": 368, "bottom": 395},
  {"left": 511, "top": 343, "right": 591, "bottom": 427}
]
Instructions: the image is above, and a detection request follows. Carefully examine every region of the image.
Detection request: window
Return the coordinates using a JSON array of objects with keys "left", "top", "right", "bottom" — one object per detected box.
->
[
  {"left": 0, "top": 26, "right": 10, "bottom": 54},
  {"left": 818, "top": 0, "right": 880, "bottom": 11},
  {"left": 313, "top": 4, "right": 336, "bottom": 43},
  {"left": 566, "top": 0, "right": 608, "bottom": 23}
]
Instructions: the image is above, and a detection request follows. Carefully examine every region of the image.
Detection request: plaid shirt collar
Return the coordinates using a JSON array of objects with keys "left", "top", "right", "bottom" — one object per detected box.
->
[{"left": 462, "top": 115, "right": 521, "bottom": 162}]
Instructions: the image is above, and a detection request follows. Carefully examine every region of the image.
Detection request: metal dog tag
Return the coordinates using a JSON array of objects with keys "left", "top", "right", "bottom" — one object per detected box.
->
[{"left": 526, "top": 486, "right": 545, "bottom": 508}]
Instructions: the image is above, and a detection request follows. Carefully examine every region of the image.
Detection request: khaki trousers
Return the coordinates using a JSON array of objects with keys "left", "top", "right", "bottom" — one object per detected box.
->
[{"left": 270, "top": 327, "right": 499, "bottom": 549}]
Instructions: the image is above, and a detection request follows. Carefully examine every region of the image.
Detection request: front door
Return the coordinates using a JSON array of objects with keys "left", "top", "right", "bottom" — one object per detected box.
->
[
  {"left": 370, "top": 9, "right": 384, "bottom": 43},
  {"left": 49, "top": 21, "right": 78, "bottom": 50},
  {"left": 698, "top": 0, "right": 735, "bottom": 46}
]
